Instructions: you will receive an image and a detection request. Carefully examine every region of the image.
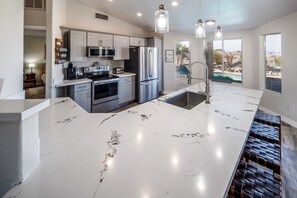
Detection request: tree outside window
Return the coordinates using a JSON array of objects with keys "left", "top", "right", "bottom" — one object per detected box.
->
[{"left": 175, "top": 41, "right": 190, "bottom": 79}]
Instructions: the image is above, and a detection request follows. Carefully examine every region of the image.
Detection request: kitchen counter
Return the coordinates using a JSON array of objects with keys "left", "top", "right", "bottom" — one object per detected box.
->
[
  {"left": 4, "top": 82, "right": 263, "bottom": 198},
  {"left": 55, "top": 78, "right": 92, "bottom": 87},
  {"left": 113, "top": 72, "right": 136, "bottom": 78},
  {"left": 0, "top": 99, "right": 49, "bottom": 121}
]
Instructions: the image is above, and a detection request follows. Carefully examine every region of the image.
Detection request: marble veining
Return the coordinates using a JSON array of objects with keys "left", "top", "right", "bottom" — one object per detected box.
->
[
  {"left": 225, "top": 126, "right": 248, "bottom": 133},
  {"left": 233, "top": 92, "right": 261, "bottom": 100},
  {"left": 99, "top": 114, "right": 117, "bottom": 125},
  {"left": 56, "top": 115, "right": 81, "bottom": 124},
  {"left": 54, "top": 99, "right": 69, "bottom": 105},
  {"left": 93, "top": 130, "right": 121, "bottom": 198},
  {"left": 214, "top": 109, "right": 240, "bottom": 120},
  {"left": 3, "top": 82, "right": 263, "bottom": 198}
]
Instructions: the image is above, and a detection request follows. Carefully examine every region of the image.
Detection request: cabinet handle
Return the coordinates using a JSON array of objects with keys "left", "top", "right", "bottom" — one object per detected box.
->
[{"left": 78, "top": 86, "right": 87, "bottom": 89}]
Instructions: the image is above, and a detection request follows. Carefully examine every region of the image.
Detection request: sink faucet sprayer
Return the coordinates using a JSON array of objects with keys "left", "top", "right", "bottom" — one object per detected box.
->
[{"left": 187, "top": 61, "right": 210, "bottom": 104}]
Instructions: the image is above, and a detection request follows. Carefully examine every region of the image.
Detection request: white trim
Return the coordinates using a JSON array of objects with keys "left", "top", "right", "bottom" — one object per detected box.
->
[
  {"left": 4, "top": 90, "right": 25, "bottom": 99},
  {"left": 24, "top": 25, "right": 46, "bottom": 31},
  {"left": 259, "top": 105, "right": 297, "bottom": 128}
]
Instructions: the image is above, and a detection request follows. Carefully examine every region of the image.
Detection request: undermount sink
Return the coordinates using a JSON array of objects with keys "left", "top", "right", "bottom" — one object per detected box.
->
[{"left": 164, "top": 91, "right": 206, "bottom": 110}]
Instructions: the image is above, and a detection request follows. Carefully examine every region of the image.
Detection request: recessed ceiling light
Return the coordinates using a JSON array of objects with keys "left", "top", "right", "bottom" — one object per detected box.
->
[
  {"left": 137, "top": 12, "right": 142, "bottom": 17},
  {"left": 171, "top": 1, "right": 178, "bottom": 6},
  {"left": 108, "top": 0, "right": 113, "bottom": 2},
  {"left": 205, "top": 19, "right": 216, "bottom": 26}
]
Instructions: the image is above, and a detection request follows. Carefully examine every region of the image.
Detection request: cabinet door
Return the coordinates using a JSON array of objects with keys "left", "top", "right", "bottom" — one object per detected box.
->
[
  {"left": 101, "top": 34, "right": 113, "bottom": 48},
  {"left": 114, "top": 35, "right": 129, "bottom": 60},
  {"left": 87, "top": 32, "right": 100, "bottom": 46},
  {"left": 119, "top": 82, "right": 135, "bottom": 104},
  {"left": 74, "top": 90, "right": 91, "bottom": 113},
  {"left": 130, "top": 37, "right": 147, "bottom": 46},
  {"left": 70, "top": 31, "right": 87, "bottom": 61}
]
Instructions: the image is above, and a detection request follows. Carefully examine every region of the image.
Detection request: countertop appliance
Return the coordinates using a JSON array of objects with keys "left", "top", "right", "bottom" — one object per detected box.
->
[
  {"left": 87, "top": 46, "right": 115, "bottom": 58},
  {"left": 112, "top": 67, "right": 124, "bottom": 74},
  {"left": 124, "top": 47, "right": 159, "bottom": 103},
  {"left": 83, "top": 66, "right": 119, "bottom": 113},
  {"left": 67, "top": 62, "right": 78, "bottom": 80}
]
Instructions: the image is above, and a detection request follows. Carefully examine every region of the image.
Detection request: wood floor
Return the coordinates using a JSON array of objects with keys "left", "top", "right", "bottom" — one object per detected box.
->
[
  {"left": 281, "top": 123, "right": 297, "bottom": 198},
  {"left": 112, "top": 103, "right": 297, "bottom": 197}
]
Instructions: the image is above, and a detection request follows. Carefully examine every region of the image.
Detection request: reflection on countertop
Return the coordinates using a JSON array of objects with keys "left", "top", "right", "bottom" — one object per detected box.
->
[{"left": 4, "top": 82, "right": 263, "bottom": 198}]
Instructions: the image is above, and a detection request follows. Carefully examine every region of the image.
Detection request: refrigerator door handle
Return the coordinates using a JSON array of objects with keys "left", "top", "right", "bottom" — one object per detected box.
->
[{"left": 148, "top": 49, "right": 152, "bottom": 78}]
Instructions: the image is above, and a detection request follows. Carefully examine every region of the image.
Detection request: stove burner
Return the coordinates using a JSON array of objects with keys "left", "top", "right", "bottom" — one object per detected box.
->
[{"left": 88, "top": 74, "right": 119, "bottom": 81}]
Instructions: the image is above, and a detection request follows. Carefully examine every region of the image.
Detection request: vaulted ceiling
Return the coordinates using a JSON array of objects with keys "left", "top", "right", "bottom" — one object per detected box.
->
[{"left": 75, "top": 0, "right": 297, "bottom": 34}]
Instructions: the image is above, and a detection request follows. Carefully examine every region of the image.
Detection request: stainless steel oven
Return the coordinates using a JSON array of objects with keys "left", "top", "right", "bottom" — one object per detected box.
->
[
  {"left": 83, "top": 65, "right": 119, "bottom": 113},
  {"left": 92, "top": 78, "right": 119, "bottom": 112}
]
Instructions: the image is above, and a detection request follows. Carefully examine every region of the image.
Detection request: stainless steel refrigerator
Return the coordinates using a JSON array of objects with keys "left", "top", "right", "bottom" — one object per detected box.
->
[{"left": 124, "top": 47, "right": 159, "bottom": 103}]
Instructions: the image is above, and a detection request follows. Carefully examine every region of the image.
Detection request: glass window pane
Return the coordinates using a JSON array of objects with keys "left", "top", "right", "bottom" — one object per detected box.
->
[
  {"left": 35, "top": 0, "right": 43, "bottom": 9},
  {"left": 265, "top": 34, "right": 282, "bottom": 93},
  {"left": 175, "top": 41, "right": 190, "bottom": 79},
  {"left": 212, "top": 39, "right": 242, "bottom": 83},
  {"left": 223, "top": 39, "right": 242, "bottom": 83},
  {"left": 25, "top": 0, "right": 34, "bottom": 8}
]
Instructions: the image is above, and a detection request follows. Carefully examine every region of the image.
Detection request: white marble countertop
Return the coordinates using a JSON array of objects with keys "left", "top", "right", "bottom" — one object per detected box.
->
[
  {"left": 113, "top": 72, "right": 136, "bottom": 78},
  {"left": 4, "top": 82, "right": 263, "bottom": 198},
  {"left": 0, "top": 99, "right": 49, "bottom": 121},
  {"left": 55, "top": 78, "right": 92, "bottom": 87}
]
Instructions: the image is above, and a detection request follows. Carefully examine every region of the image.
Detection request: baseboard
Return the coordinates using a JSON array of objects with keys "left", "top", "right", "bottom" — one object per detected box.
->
[{"left": 259, "top": 105, "right": 297, "bottom": 128}]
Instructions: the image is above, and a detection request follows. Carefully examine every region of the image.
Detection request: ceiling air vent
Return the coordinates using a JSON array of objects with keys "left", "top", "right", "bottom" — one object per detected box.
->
[{"left": 95, "top": 13, "right": 108, "bottom": 21}]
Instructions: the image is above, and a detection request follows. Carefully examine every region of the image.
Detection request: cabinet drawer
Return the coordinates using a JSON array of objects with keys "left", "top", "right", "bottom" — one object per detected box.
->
[
  {"left": 74, "top": 83, "right": 91, "bottom": 92},
  {"left": 119, "top": 76, "right": 135, "bottom": 84}
]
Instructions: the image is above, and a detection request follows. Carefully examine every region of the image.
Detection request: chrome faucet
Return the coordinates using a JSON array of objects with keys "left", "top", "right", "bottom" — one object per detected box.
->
[{"left": 187, "top": 61, "right": 210, "bottom": 104}]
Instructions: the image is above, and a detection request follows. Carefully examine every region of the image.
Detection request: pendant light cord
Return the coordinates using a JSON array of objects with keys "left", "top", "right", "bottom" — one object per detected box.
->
[
  {"left": 218, "top": 0, "right": 220, "bottom": 24},
  {"left": 199, "top": 0, "right": 201, "bottom": 19}
]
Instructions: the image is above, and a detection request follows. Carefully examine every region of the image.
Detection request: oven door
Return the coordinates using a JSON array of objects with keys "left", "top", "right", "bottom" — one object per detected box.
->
[{"left": 92, "top": 79, "right": 119, "bottom": 105}]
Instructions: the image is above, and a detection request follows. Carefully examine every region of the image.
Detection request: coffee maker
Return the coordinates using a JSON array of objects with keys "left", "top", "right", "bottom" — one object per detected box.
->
[{"left": 66, "top": 62, "right": 77, "bottom": 80}]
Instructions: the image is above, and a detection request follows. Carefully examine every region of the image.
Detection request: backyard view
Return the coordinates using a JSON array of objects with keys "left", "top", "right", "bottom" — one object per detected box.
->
[
  {"left": 213, "top": 39, "right": 243, "bottom": 83},
  {"left": 175, "top": 41, "right": 190, "bottom": 79},
  {"left": 265, "top": 34, "right": 282, "bottom": 93}
]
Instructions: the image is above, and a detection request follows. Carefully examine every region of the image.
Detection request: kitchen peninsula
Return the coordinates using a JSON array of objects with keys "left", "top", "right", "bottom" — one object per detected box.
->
[{"left": 4, "top": 82, "right": 263, "bottom": 198}]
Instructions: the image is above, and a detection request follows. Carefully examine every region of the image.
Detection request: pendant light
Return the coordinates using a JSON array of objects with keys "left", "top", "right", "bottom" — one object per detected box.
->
[
  {"left": 155, "top": 4, "right": 169, "bottom": 33},
  {"left": 195, "top": 0, "right": 205, "bottom": 38},
  {"left": 215, "top": 0, "right": 223, "bottom": 40}
]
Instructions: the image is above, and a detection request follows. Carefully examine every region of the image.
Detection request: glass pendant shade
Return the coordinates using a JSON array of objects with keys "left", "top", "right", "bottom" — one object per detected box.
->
[
  {"left": 215, "top": 25, "right": 223, "bottom": 40},
  {"left": 155, "top": 4, "right": 169, "bottom": 33},
  {"left": 195, "top": 19, "right": 205, "bottom": 38}
]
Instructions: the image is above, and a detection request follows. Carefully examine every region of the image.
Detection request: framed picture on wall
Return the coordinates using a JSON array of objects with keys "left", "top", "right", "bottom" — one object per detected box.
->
[{"left": 165, "top": 50, "right": 174, "bottom": 62}]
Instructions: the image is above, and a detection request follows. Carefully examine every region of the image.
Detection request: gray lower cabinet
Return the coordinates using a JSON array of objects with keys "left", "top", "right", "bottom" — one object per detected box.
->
[
  {"left": 119, "top": 76, "right": 135, "bottom": 105},
  {"left": 67, "top": 82, "right": 91, "bottom": 112}
]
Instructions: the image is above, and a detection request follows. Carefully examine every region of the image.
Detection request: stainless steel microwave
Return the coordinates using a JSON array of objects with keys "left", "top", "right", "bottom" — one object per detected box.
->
[{"left": 87, "top": 47, "right": 115, "bottom": 57}]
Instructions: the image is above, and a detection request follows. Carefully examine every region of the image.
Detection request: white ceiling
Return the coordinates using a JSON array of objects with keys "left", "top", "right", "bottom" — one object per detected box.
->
[{"left": 75, "top": 0, "right": 297, "bottom": 34}]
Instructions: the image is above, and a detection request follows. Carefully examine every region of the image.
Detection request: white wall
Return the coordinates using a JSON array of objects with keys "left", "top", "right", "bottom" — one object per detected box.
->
[
  {"left": 46, "top": 0, "right": 67, "bottom": 98},
  {"left": 0, "top": 1, "right": 24, "bottom": 99},
  {"left": 65, "top": 0, "right": 149, "bottom": 37},
  {"left": 253, "top": 11, "right": 297, "bottom": 124},
  {"left": 24, "top": 9, "right": 46, "bottom": 27},
  {"left": 163, "top": 32, "right": 199, "bottom": 92}
]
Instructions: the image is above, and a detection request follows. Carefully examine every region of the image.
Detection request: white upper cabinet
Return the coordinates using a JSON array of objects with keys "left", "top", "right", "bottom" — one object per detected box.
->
[
  {"left": 70, "top": 30, "right": 87, "bottom": 61},
  {"left": 87, "top": 32, "right": 113, "bottom": 48},
  {"left": 113, "top": 35, "right": 130, "bottom": 60},
  {"left": 130, "top": 37, "right": 147, "bottom": 47}
]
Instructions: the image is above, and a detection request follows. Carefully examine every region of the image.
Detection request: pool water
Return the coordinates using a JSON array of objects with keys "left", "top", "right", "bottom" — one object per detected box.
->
[{"left": 213, "top": 72, "right": 242, "bottom": 83}]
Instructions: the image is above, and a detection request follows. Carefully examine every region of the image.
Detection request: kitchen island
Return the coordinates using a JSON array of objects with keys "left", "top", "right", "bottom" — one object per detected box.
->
[{"left": 4, "top": 82, "right": 263, "bottom": 198}]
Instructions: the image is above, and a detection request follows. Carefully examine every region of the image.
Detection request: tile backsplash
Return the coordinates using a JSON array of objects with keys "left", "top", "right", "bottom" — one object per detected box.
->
[{"left": 65, "top": 58, "right": 124, "bottom": 74}]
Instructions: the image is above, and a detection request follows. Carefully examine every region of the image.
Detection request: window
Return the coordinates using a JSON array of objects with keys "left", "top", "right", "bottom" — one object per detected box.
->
[
  {"left": 212, "top": 39, "right": 242, "bottom": 83},
  {"left": 265, "top": 34, "right": 282, "bottom": 93},
  {"left": 25, "top": 0, "right": 45, "bottom": 10},
  {"left": 175, "top": 41, "right": 190, "bottom": 79}
]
